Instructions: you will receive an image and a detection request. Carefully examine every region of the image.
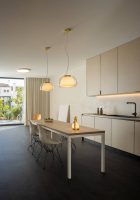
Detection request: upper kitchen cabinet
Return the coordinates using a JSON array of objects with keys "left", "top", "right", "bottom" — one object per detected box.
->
[
  {"left": 86, "top": 48, "right": 117, "bottom": 96},
  {"left": 86, "top": 37, "right": 140, "bottom": 96},
  {"left": 118, "top": 37, "right": 140, "bottom": 93},
  {"left": 101, "top": 48, "right": 118, "bottom": 95},
  {"left": 86, "top": 55, "right": 100, "bottom": 96}
]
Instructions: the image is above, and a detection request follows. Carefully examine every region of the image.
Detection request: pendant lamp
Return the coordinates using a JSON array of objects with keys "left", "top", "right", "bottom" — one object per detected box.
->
[
  {"left": 59, "top": 28, "right": 77, "bottom": 88},
  {"left": 40, "top": 47, "right": 53, "bottom": 92}
]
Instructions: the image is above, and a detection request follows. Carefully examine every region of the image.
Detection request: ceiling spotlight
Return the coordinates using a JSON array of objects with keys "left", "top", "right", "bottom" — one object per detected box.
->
[{"left": 16, "top": 68, "right": 31, "bottom": 73}]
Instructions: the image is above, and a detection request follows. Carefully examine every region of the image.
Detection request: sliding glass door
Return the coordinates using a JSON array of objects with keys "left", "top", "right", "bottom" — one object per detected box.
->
[{"left": 0, "top": 78, "right": 24, "bottom": 125}]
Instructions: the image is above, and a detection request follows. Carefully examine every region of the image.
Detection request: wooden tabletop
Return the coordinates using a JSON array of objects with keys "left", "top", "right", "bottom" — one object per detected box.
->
[{"left": 31, "top": 120, "right": 105, "bottom": 136}]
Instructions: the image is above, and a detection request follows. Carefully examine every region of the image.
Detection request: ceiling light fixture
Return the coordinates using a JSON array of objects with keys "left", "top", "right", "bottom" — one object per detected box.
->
[
  {"left": 40, "top": 47, "right": 53, "bottom": 92},
  {"left": 16, "top": 68, "right": 31, "bottom": 73},
  {"left": 59, "top": 28, "right": 77, "bottom": 88}
]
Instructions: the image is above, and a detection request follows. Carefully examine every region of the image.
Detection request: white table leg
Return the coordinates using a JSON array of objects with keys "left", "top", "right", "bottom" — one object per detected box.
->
[
  {"left": 67, "top": 137, "right": 71, "bottom": 179},
  {"left": 101, "top": 133, "right": 105, "bottom": 173}
]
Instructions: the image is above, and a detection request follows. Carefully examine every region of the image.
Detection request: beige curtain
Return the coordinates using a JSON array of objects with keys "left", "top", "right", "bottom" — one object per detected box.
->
[{"left": 25, "top": 77, "right": 50, "bottom": 125}]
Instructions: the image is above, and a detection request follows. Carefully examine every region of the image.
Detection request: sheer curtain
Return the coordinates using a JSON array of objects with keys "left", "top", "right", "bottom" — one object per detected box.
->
[{"left": 25, "top": 77, "right": 50, "bottom": 125}]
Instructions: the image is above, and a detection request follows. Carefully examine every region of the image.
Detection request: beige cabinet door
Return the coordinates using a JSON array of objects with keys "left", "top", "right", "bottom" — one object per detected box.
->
[
  {"left": 112, "top": 119, "right": 134, "bottom": 153},
  {"left": 134, "top": 122, "right": 140, "bottom": 156},
  {"left": 118, "top": 38, "right": 140, "bottom": 93},
  {"left": 81, "top": 115, "right": 95, "bottom": 141},
  {"left": 101, "top": 48, "right": 117, "bottom": 95},
  {"left": 86, "top": 55, "right": 100, "bottom": 96},
  {"left": 94, "top": 117, "right": 111, "bottom": 146}
]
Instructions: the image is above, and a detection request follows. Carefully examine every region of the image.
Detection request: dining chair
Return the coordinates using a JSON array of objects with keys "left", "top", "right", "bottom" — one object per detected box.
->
[
  {"left": 37, "top": 124, "right": 63, "bottom": 169},
  {"left": 28, "top": 113, "right": 41, "bottom": 154},
  {"left": 28, "top": 120, "right": 40, "bottom": 156}
]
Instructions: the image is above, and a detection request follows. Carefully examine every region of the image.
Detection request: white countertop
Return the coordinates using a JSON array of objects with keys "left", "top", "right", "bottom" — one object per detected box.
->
[{"left": 81, "top": 113, "right": 140, "bottom": 121}]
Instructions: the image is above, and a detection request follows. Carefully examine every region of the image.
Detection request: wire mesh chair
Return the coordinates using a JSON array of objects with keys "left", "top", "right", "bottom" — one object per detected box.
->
[
  {"left": 28, "top": 120, "right": 40, "bottom": 156},
  {"left": 37, "top": 124, "right": 63, "bottom": 169}
]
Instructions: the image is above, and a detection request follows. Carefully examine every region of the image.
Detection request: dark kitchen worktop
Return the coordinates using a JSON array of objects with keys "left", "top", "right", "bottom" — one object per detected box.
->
[{"left": 81, "top": 113, "right": 140, "bottom": 121}]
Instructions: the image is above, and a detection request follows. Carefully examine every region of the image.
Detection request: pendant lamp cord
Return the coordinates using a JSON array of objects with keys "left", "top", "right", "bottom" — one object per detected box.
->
[
  {"left": 46, "top": 51, "right": 48, "bottom": 78},
  {"left": 45, "top": 47, "right": 50, "bottom": 79},
  {"left": 65, "top": 31, "right": 69, "bottom": 74}
]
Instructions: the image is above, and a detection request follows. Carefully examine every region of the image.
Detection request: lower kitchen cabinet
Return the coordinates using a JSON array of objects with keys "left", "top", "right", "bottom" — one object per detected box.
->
[
  {"left": 82, "top": 115, "right": 140, "bottom": 156},
  {"left": 81, "top": 115, "right": 95, "bottom": 141},
  {"left": 134, "top": 122, "right": 140, "bottom": 156},
  {"left": 81, "top": 115, "right": 112, "bottom": 145},
  {"left": 94, "top": 117, "right": 112, "bottom": 146},
  {"left": 112, "top": 119, "right": 134, "bottom": 153}
]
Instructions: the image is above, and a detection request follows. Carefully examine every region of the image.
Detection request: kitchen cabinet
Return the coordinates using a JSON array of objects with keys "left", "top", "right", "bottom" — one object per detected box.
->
[
  {"left": 86, "top": 37, "right": 140, "bottom": 96},
  {"left": 118, "top": 37, "right": 140, "bottom": 93},
  {"left": 112, "top": 119, "right": 134, "bottom": 153},
  {"left": 134, "top": 122, "right": 140, "bottom": 156},
  {"left": 81, "top": 115, "right": 95, "bottom": 141},
  {"left": 94, "top": 117, "right": 112, "bottom": 146},
  {"left": 81, "top": 115, "right": 111, "bottom": 146},
  {"left": 86, "top": 48, "right": 117, "bottom": 96},
  {"left": 86, "top": 55, "right": 100, "bottom": 96},
  {"left": 82, "top": 114, "right": 140, "bottom": 156},
  {"left": 101, "top": 48, "right": 118, "bottom": 94}
]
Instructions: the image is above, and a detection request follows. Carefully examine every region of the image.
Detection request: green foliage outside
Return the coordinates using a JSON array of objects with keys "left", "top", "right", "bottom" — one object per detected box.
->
[{"left": 0, "top": 87, "right": 23, "bottom": 120}]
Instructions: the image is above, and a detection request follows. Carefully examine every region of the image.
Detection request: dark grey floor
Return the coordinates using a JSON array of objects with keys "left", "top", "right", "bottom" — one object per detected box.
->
[{"left": 0, "top": 126, "right": 140, "bottom": 200}]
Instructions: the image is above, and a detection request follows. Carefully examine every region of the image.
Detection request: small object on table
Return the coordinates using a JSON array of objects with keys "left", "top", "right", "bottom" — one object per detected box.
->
[
  {"left": 72, "top": 116, "right": 80, "bottom": 130},
  {"left": 44, "top": 117, "right": 53, "bottom": 122}
]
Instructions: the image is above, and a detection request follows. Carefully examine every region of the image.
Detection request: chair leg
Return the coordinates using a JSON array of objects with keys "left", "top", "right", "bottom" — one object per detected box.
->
[
  {"left": 27, "top": 135, "right": 34, "bottom": 151},
  {"left": 56, "top": 146, "right": 63, "bottom": 166},
  {"left": 36, "top": 144, "right": 43, "bottom": 162},
  {"left": 72, "top": 142, "right": 76, "bottom": 152},
  {"left": 28, "top": 137, "right": 36, "bottom": 155},
  {"left": 51, "top": 145, "right": 63, "bottom": 167},
  {"left": 61, "top": 137, "right": 76, "bottom": 153},
  {"left": 43, "top": 153, "right": 47, "bottom": 170},
  {"left": 32, "top": 140, "right": 36, "bottom": 155},
  {"left": 35, "top": 142, "right": 63, "bottom": 170},
  {"left": 42, "top": 145, "right": 50, "bottom": 170},
  {"left": 51, "top": 150, "right": 55, "bottom": 160}
]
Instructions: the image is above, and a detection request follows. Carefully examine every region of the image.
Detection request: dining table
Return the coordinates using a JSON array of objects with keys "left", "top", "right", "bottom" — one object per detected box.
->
[{"left": 31, "top": 119, "right": 105, "bottom": 180}]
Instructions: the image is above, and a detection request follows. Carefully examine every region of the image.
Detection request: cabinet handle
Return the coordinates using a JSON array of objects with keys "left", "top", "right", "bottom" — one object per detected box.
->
[{"left": 100, "top": 90, "right": 101, "bottom": 95}]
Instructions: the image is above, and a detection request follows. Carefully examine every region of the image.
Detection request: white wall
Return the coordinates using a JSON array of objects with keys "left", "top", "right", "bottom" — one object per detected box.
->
[{"left": 50, "top": 60, "right": 140, "bottom": 123}]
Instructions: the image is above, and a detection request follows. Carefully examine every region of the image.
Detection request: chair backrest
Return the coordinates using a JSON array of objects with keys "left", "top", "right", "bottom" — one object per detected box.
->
[
  {"left": 29, "top": 121, "right": 38, "bottom": 136},
  {"left": 32, "top": 113, "right": 41, "bottom": 120},
  {"left": 58, "top": 105, "right": 70, "bottom": 122},
  {"left": 38, "top": 125, "right": 50, "bottom": 144}
]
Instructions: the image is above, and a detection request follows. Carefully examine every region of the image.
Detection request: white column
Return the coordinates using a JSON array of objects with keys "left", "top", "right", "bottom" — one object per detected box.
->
[{"left": 67, "top": 137, "right": 72, "bottom": 179}]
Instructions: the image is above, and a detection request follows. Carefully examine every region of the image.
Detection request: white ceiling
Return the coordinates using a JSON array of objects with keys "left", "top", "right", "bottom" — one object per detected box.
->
[{"left": 0, "top": 0, "right": 140, "bottom": 78}]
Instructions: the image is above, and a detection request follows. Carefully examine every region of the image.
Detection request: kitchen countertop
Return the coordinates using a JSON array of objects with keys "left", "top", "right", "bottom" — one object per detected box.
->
[{"left": 81, "top": 113, "right": 140, "bottom": 121}]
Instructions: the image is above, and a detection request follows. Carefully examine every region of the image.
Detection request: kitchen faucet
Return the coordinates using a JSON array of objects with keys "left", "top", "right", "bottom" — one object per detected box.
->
[{"left": 126, "top": 102, "right": 137, "bottom": 117}]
